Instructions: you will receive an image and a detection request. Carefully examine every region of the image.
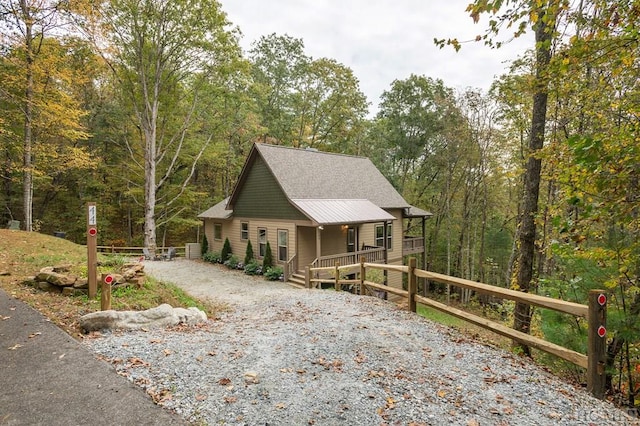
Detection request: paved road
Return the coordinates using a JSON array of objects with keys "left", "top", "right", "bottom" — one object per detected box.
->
[{"left": 0, "top": 288, "right": 187, "bottom": 426}]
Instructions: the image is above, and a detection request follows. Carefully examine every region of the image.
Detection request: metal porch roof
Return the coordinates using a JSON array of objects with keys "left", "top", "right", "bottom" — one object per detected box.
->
[{"left": 291, "top": 199, "right": 395, "bottom": 225}]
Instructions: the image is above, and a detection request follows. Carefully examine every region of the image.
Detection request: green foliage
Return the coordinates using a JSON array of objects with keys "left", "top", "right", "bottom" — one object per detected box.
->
[
  {"left": 221, "top": 237, "right": 232, "bottom": 262},
  {"left": 223, "top": 254, "right": 239, "bottom": 269},
  {"left": 202, "top": 251, "right": 222, "bottom": 264},
  {"left": 201, "top": 234, "right": 208, "bottom": 254},
  {"left": 264, "top": 266, "right": 283, "bottom": 281},
  {"left": 244, "top": 261, "right": 262, "bottom": 276},
  {"left": 262, "top": 241, "right": 274, "bottom": 270},
  {"left": 244, "top": 240, "right": 254, "bottom": 265}
]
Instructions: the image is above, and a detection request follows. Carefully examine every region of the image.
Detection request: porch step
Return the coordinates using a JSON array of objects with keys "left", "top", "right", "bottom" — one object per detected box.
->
[{"left": 287, "top": 273, "right": 306, "bottom": 288}]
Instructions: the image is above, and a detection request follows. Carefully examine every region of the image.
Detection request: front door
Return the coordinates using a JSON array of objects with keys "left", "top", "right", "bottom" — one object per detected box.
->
[{"left": 347, "top": 226, "right": 356, "bottom": 252}]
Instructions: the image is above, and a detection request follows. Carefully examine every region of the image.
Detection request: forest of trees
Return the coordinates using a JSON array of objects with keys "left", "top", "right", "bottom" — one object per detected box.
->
[{"left": 1, "top": 0, "right": 639, "bottom": 408}]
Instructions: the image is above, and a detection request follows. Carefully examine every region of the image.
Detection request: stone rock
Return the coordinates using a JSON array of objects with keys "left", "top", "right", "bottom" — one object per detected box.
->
[
  {"left": 62, "top": 287, "right": 87, "bottom": 296},
  {"left": 79, "top": 304, "right": 207, "bottom": 332},
  {"left": 39, "top": 266, "right": 55, "bottom": 274},
  {"left": 73, "top": 278, "right": 88, "bottom": 289},
  {"left": 0, "top": 271, "right": 10, "bottom": 276},
  {"left": 244, "top": 371, "right": 260, "bottom": 385},
  {"left": 53, "top": 264, "right": 73, "bottom": 273},
  {"left": 35, "top": 271, "right": 76, "bottom": 287},
  {"left": 38, "top": 282, "right": 60, "bottom": 293}
]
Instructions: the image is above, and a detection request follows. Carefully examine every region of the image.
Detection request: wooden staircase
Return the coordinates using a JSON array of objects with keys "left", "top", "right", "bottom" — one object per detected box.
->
[{"left": 287, "top": 272, "right": 306, "bottom": 288}]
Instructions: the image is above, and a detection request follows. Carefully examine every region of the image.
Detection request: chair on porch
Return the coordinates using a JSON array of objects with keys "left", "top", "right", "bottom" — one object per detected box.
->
[{"left": 163, "top": 247, "right": 176, "bottom": 261}]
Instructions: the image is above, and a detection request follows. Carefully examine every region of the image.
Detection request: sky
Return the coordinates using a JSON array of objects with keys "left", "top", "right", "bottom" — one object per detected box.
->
[{"left": 219, "top": 0, "right": 533, "bottom": 114}]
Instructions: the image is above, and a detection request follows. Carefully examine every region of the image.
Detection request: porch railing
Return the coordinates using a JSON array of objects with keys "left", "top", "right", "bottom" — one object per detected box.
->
[
  {"left": 283, "top": 253, "right": 298, "bottom": 282},
  {"left": 402, "top": 236, "right": 424, "bottom": 255},
  {"left": 311, "top": 247, "right": 386, "bottom": 270}
]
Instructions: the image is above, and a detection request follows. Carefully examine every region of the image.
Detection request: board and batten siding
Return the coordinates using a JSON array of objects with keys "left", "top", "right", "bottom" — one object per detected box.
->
[{"left": 233, "top": 156, "right": 308, "bottom": 221}]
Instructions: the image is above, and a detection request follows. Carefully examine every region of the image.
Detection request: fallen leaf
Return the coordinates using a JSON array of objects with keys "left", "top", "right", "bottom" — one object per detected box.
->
[
  {"left": 163, "top": 349, "right": 172, "bottom": 356},
  {"left": 275, "top": 402, "right": 286, "bottom": 409},
  {"left": 437, "top": 389, "right": 447, "bottom": 398},
  {"left": 467, "top": 420, "right": 480, "bottom": 426},
  {"left": 149, "top": 338, "right": 163, "bottom": 344},
  {"left": 28, "top": 332, "right": 41, "bottom": 338},
  {"left": 1, "top": 316, "right": 10, "bottom": 320},
  {"left": 8, "top": 343, "right": 23, "bottom": 350},
  {"left": 195, "top": 355, "right": 203, "bottom": 362},
  {"left": 195, "top": 394, "right": 207, "bottom": 401},
  {"left": 207, "top": 351, "right": 217, "bottom": 356},
  {"left": 217, "top": 378, "right": 231, "bottom": 386}
]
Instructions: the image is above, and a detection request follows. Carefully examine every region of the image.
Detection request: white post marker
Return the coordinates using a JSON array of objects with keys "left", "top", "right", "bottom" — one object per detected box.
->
[{"left": 87, "top": 202, "right": 97, "bottom": 299}]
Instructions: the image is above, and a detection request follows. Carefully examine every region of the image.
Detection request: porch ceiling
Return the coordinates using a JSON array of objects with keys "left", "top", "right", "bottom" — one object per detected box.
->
[{"left": 291, "top": 199, "right": 395, "bottom": 225}]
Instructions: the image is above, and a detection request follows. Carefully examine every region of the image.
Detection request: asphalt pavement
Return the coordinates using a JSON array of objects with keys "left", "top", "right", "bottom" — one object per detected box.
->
[{"left": 0, "top": 288, "right": 187, "bottom": 426}]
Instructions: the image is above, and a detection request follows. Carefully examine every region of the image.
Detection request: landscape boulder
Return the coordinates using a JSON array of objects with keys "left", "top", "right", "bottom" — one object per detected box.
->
[{"left": 79, "top": 304, "right": 207, "bottom": 332}]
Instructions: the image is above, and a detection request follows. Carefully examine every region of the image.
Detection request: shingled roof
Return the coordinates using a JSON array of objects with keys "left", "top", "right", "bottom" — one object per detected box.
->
[{"left": 233, "top": 143, "right": 411, "bottom": 209}]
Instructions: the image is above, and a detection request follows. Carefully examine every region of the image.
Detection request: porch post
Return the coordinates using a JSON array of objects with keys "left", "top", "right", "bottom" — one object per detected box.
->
[{"left": 316, "top": 226, "right": 322, "bottom": 261}]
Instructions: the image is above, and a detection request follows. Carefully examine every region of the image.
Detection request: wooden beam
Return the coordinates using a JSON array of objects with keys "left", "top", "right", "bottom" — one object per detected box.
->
[
  {"left": 415, "top": 269, "right": 588, "bottom": 318},
  {"left": 363, "top": 280, "right": 408, "bottom": 298},
  {"left": 364, "top": 263, "right": 409, "bottom": 274},
  {"left": 414, "top": 295, "right": 588, "bottom": 368}
]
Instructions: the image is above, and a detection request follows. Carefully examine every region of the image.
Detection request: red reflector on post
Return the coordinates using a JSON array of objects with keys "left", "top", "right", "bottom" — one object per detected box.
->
[
  {"left": 597, "top": 294, "right": 606, "bottom": 306},
  {"left": 88, "top": 227, "right": 97, "bottom": 237},
  {"left": 104, "top": 274, "right": 114, "bottom": 285},
  {"left": 597, "top": 326, "right": 606, "bottom": 338}
]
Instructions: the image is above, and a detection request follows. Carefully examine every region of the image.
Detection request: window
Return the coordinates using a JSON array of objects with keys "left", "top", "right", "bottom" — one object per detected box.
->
[
  {"left": 375, "top": 224, "right": 384, "bottom": 247},
  {"left": 214, "top": 223, "right": 222, "bottom": 241},
  {"left": 241, "top": 222, "right": 249, "bottom": 240},
  {"left": 375, "top": 223, "right": 393, "bottom": 250},
  {"left": 258, "top": 228, "right": 267, "bottom": 257},
  {"left": 278, "top": 229, "right": 288, "bottom": 262}
]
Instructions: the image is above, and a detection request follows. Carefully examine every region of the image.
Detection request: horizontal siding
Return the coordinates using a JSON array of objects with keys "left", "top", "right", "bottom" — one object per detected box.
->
[{"left": 210, "top": 218, "right": 298, "bottom": 265}]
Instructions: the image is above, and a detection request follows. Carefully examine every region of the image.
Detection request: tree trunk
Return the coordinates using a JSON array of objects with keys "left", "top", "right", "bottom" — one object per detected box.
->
[
  {"left": 143, "top": 123, "right": 157, "bottom": 253},
  {"left": 21, "top": 0, "right": 34, "bottom": 232},
  {"left": 513, "top": 7, "right": 554, "bottom": 356}
]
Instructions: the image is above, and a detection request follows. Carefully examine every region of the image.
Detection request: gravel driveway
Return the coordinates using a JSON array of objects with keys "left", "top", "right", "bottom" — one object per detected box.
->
[{"left": 84, "top": 259, "right": 637, "bottom": 425}]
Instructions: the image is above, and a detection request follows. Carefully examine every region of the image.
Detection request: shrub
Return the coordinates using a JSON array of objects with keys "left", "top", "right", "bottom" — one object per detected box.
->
[
  {"left": 262, "top": 241, "right": 274, "bottom": 270},
  {"left": 244, "top": 261, "right": 262, "bottom": 276},
  {"left": 244, "top": 240, "right": 254, "bottom": 265},
  {"left": 203, "top": 251, "right": 222, "bottom": 264},
  {"left": 221, "top": 237, "right": 232, "bottom": 262},
  {"left": 264, "top": 266, "right": 283, "bottom": 281},
  {"left": 201, "top": 234, "right": 208, "bottom": 254},
  {"left": 224, "top": 254, "right": 239, "bottom": 269}
]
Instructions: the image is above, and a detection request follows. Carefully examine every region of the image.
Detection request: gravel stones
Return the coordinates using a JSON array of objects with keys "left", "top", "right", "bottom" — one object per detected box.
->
[{"left": 83, "top": 260, "right": 638, "bottom": 425}]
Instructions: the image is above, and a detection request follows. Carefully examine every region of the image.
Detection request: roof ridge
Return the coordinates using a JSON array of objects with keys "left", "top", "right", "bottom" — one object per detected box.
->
[{"left": 255, "top": 143, "right": 367, "bottom": 160}]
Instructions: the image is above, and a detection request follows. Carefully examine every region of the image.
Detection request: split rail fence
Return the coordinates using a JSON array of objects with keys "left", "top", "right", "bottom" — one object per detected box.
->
[{"left": 305, "top": 257, "right": 608, "bottom": 400}]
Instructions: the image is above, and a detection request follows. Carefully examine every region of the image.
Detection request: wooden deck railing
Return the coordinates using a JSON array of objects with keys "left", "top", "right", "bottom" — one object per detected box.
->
[
  {"left": 402, "top": 236, "right": 424, "bottom": 255},
  {"left": 306, "top": 257, "right": 608, "bottom": 400},
  {"left": 310, "top": 247, "right": 385, "bottom": 270},
  {"left": 283, "top": 253, "right": 298, "bottom": 282}
]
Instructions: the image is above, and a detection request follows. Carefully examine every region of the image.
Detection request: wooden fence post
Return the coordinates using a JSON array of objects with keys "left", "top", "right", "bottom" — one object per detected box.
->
[
  {"left": 305, "top": 266, "right": 311, "bottom": 289},
  {"left": 335, "top": 261, "right": 340, "bottom": 291},
  {"left": 359, "top": 256, "right": 366, "bottom": 295},
  {"left": 587, "top": 289, "right": 607, "bottom": 399},
  {"left": 101, "top": 274, "right": 112, "bottom": 311},
  {"left": 408, "top": 257, "right": 417, "bottom": 313}
]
